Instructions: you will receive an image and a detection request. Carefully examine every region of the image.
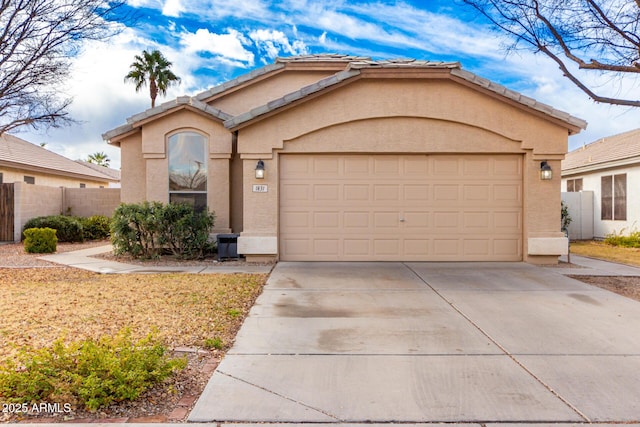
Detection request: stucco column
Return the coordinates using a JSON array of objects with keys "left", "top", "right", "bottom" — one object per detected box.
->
[
  {"left": 524, "top": 157, "right": 568, "bottom": 263},
  {"left": 237, "top": 155, "right": 278, "bottom": 261},
  {"left": 209, "top": 156, "right": 231, "bottom": 233},
  {"left": 145, "top": 157, "right": 169, "bottom": 204}
]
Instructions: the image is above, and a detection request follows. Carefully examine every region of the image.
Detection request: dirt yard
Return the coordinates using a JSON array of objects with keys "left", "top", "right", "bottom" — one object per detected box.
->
[{"left": 0, "top": 241, "right": 268, "bottom": 423}]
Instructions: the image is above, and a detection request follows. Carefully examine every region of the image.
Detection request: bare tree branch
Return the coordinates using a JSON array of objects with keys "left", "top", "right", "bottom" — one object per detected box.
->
[
  {"left": 0, "top": 0, "right": 128, "bottom": 136},
  {"left": 461, "top": 0, "right": 640, "bottom": 107}
]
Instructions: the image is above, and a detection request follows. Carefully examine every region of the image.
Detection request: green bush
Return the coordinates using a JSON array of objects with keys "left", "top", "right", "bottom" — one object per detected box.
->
[
  {"left": 23, "top": 215, "right": 84, "bottom": 243},
  {"left": 157, "top": 203, "right": 216, "bottom": 259},
  {"left": 111, "top": 202, "right": 215, "bottom": 259},
  {"left": 110, "top": 201, "right": 163, "bottom": 258},
  {"left": 561, "top": 201, "right": 572, "bottom": 231},
  {"left": 0, "top": 329, "right": 186, "bottom": 411},
  {"left": 605, "top": 228, "right": 640, "bottom": 248},
  {"left": 23, "top": 228, "right": 58, "bottom": 253},
  {"left": 80, "top": 215, "right": 111, "bottom": 240}
]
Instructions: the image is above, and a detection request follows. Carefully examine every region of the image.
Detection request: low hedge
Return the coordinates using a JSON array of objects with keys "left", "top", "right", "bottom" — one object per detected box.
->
[
  {"left": 23, "top": 228, "right": 58, "bottom": 253},
  {"left": 23, "top": 215, "right": 84, "bottom": 243},
  {"left": 23, "top": 215, "right": 111, "bottom": 242}
]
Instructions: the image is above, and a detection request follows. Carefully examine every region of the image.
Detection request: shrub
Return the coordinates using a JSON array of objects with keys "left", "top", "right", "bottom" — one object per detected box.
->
[
  {"left": 203, "top": 337, "right": 223, "bottom": 350},
  {"left": 23, "top": 228, "right": 57, "bottom": 253},
  {"left": 157, "top": 203, "right": 216, "bottom": 259},
  {"left": 110, "top": 202, "right": 162, "bottom": 258},
  {"left": 23, "top": 215, "right": 84, "bottom": 243},
  {"left": 561, "top": 201, "right": 572, "bottom": 231},
  {"left": 111, "top": 202, "right": 215, "bottom": 259},
  {"left": 80, "top": 215, "right": 111, "bottom": 240},
  {"left": 605, "top": 228, "right": 640, "bottom": 248},
  {"left": 0, "top": 329, "right": 186, "bottom": 411}
]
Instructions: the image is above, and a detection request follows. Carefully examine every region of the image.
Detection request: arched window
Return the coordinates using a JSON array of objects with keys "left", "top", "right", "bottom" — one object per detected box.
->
[{"left": 168, "top": 132, "right": 207, "bottom": 213}]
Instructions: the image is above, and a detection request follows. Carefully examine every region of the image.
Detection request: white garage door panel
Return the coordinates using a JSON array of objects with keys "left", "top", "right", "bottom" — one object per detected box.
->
[{"left": 280, "top": 154, "right": 522, "bottom": 261}]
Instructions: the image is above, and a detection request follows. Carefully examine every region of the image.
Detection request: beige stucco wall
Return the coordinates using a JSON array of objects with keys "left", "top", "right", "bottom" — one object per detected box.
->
[
  {"left": 0, "top": 166, "right": 109, "bottom": 188},
  {"left": 63, "top": 188, "right": 121, "bottom": 218},
  {"left": 119, "top": 133, "right": 145, "bottom": 203},
  {"left": 11, "top": 183, "right": 119, "bottom": 241},
  {"left": 208, "top": 70, "right": 340, "bottom": 116},
  {"left": 236, "top": 77, "right": 571, "bottom": 263}
]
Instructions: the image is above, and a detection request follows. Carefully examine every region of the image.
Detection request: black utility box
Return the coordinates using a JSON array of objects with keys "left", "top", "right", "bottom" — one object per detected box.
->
[{"left": 217, "top": 233, "right": 240, "bottom": 260}]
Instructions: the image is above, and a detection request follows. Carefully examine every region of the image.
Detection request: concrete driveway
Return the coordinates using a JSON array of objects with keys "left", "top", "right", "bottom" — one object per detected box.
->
[{"left": 189, "top": 262, "right": 640, "bottom": 424}]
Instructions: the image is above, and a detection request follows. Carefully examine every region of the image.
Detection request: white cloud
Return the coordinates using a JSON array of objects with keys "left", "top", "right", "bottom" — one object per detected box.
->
[
  {"left": 162, "top": 0, "right": 184, "bottom": 17},
  {"left": 126, "top": 0, "right": 161, "bottom": 8},
  {"left": 179, "top": 28, "right": 254, "bottom": 65},
  {"left": 319, "top": 31, "right": 327, "bottom": 44},
  {"left": 249, "top": 29, "right": 308, "bottom": 59}
]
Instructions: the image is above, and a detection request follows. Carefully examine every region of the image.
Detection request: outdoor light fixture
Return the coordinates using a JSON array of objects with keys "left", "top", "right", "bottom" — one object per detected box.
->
[
  {"left": 255, "top": 160, "right": 265, "bottom": 179},
  {"left": 540, "top": 161, "right": 553, "bottom": 180}
]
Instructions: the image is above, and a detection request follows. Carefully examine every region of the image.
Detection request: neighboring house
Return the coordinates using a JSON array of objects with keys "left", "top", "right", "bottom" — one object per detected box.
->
[
  {"left": 104, "top": 54, "right": 586, "bottom": 264},
  {"left": 562, "top": 128, "right": 640, "bottom": 239},
  {"left": 0, "top": 133, "right": 119, "bottom": 188},
  {"left": 76, "top": 160, "right": 121, "bottom": 188}
]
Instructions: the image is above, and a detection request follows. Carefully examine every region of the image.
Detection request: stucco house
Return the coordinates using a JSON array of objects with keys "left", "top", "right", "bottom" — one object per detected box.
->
[
  {"left": 0, "top": 133, "right": 119, "bottom": 188},
  {"left": 562, "top": 128, "right": 640, "bottom": 239},
  {"left": 103, "top": 54, "right": 586, "bottom": 264}
]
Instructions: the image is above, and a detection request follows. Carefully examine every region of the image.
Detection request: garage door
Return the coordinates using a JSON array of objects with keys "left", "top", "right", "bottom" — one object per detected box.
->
[{"left": 279, "top": 154, "right": 522, "bottom": 261}]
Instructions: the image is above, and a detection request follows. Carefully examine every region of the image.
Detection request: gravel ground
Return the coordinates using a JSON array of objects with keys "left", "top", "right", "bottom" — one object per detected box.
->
[{"left": 0, "top": 240, "right": 111, "bottom": 267}]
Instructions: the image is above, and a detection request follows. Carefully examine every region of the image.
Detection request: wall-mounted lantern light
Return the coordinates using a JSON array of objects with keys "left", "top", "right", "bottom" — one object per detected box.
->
[
  {"left": 540, "top": 161, "right": 553, "bottom": 180},
  {"left": 255, "top": 160, "right": 265, "bottom": 179}
]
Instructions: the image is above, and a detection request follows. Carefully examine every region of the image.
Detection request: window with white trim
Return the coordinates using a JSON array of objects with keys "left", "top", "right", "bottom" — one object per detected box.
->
[
  {"left": 168, "top": 132, "right": 207, "bottom": 213},
  {"left": 601, "top": 174, "right": 626, "bottom": 221},
  {"left": 566, "top": 178, "right": 582, "bottom": 192}
]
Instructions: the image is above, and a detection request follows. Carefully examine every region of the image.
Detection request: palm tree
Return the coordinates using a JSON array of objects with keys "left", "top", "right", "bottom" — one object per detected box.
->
[
  {"left": 87, "top": 151, "right": 110, "bottom": 167},
  {"left": 124, "top": 50, "right": 181, "bottom": 108}
]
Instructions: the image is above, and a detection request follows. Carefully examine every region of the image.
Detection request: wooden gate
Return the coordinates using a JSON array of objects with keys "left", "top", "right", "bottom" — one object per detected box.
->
[{"left": 0, "top": 183, "right": 15, "bottom": 241}]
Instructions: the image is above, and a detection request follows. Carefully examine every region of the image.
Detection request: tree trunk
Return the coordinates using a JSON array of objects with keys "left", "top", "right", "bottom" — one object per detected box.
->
[{"left": 150, "top": 78, "right": 158, "bottom": 108}]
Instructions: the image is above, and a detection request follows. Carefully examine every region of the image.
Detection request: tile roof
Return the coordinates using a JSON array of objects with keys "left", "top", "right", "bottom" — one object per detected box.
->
[
  {"left": 0, "top": 133, "right": 118, "bottom": 182},
  {"left": 562, "top": 127, "right": 640, "bottom": 173},
  {"left": 76, "top": 160, "right": 121, "bottom": 181},
  {"left": 277, "top": 53, "right": 372, "bottom": 62},
  {"left": 104, "top": 55, "right": 587, "bottom": 140},
  {"left": 103, "top": 96, "right": 233, "bottom": 142},
  {"left": 224, "top": 58, "right": 587, "bottom": 131},
  {"left": 193, "top": 54, "right": 369, "bottom": 103},
  {"left": 450, "top": 68, "right": 586, "bottom": 131}
]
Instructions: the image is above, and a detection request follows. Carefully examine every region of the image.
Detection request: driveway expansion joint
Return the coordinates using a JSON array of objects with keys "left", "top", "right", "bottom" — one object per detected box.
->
[
  {"left": 402, "top": 262, "right": 592, "bottom": 423},
  {"left": 217, "top": 370, "right": 342, "bottom": 421}
]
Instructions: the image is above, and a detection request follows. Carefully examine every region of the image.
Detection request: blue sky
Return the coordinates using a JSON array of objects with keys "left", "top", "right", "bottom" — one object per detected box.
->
[{"left": 17, "top": 0, "right": 640, "bottom": 169}]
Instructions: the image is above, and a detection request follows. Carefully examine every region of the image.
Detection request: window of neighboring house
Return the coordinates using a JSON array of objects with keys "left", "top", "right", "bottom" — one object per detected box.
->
[
  {"left": 566, "top": 178, "right": 583, "bottom": 192},
  {"left": 80, "top": 183, "right": 86, "bottom": 188},
  {"left": 601, "top": 174, "right": 627, "bottom": 221},
  {"left": 0, "top": 172, "right": 3, "bottom": 184},
  {"left": 168, "top": 132, "right": 208, "bottom": 213},
  {"left": 24, "top": 176, "right": 35, "bottom": 184}
]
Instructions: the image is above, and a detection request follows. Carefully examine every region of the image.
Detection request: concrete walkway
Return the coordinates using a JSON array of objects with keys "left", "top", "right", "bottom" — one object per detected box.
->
[
  {"left": 189, "top": 261, "right": 640, "bottom": 424},
  {"left": 37, "top": 245, "right": 273, "bottom": 274},
  {"left": 550, "top": 253, "right": 640, "bottom": 276}
]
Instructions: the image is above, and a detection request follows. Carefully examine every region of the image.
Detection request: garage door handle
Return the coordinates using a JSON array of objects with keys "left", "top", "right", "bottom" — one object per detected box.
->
[{"left": 399, "top": 218, "right": 405, "bottom": 222}]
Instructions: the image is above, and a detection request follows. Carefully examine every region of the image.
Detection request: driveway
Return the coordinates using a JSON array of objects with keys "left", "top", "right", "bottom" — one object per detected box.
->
[{"left": 189, "top": 262, "right": 640, "bottom": 423}]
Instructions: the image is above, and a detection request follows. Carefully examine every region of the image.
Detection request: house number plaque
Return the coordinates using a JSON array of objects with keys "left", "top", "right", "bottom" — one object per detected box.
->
[{"left": 252, "top": 184, "right": 268, "bottom": 193}]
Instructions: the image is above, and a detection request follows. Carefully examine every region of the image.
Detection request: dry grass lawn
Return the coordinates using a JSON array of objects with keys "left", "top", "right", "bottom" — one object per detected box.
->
[
  {"left": 570, "top": 240, "right": 640, "bottom": 267},
  {"left": 0, "top": 267, "right": 267, "bottom": 362}
]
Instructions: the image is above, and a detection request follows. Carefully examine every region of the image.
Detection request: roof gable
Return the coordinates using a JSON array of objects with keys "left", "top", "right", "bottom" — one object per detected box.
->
[
  {"left": 0, "top": 134, "right": 117, "bottom": 182},
  {"left": 223, "top": 58, "right": 587, "bottom": 133},
  {"left": 562, "top": 128, "right": 640, "bottom": 173},
  {"left": 194, "top": 54, "right": 371, "bottom": 103},
  {"left": 103, "top": 96, "right": 233, "bottom": 143}
]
